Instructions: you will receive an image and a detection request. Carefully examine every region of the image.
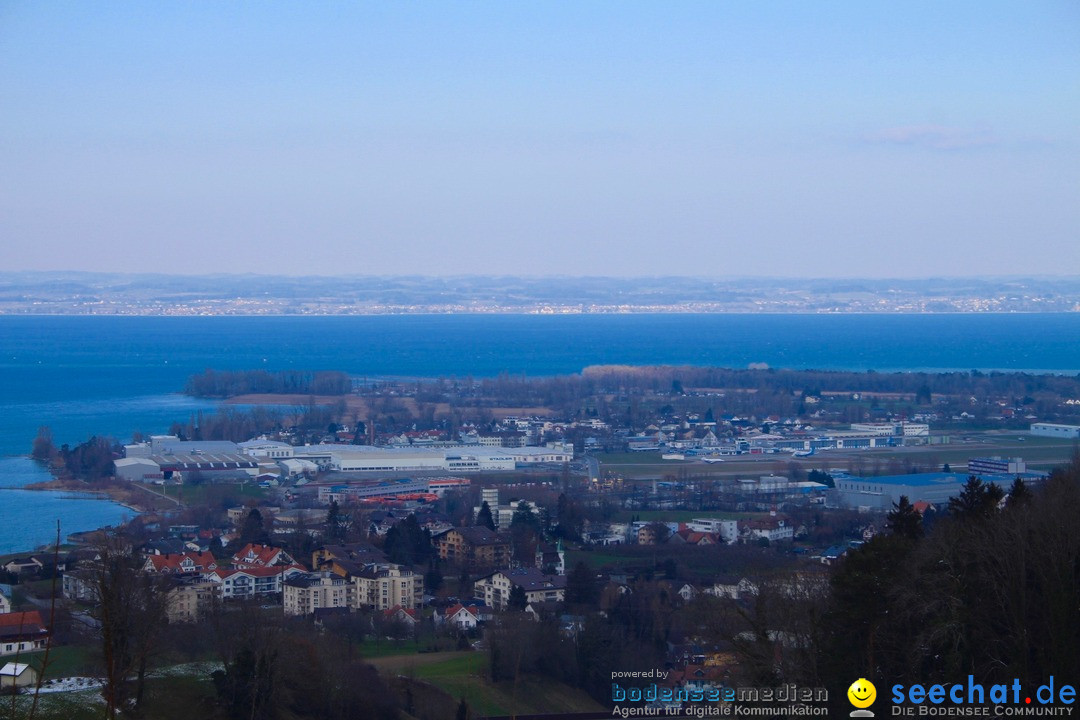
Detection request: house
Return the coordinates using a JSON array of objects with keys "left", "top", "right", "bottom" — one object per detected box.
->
[
  {"left": 0, "top": 611, "right": 49, "bottom": 657},
  {"left": 383, "top": 605, "right": 418, "bottom": 628},
  {"left": 435, "top": 527, "right": 510, "bottom": 571},
  {"left": 311, "top": 543, "right": 387, "bottom": 575},
  {"left": 524, "top": 601, "right": 560, "bottom": 622},
  {"left": 668, "top": 664, "right": 726, "bottom": 696},
  {"left": 2, "top": 557, "right": 43, "bottom": 575},
  {"left": 141, "top": 538, "right": 189, "bottom": 556},
  {"left": 439, "top": 604, "right": 480, "bottom": 630},
  {"left": 1, "top": 662, "right": 37, "bottom": 689},
  {"left": 819, "top": 545, "right": 849, "bottom": 565},
  {"left": 534, "top": 540, "right": 566, "bottom": 575},
  {"left": 676, "top": 583, "right": 698, "bottom": 602},
  {"left": 739, "top": 515, "right": 794, "bottom": 543},
  {"left": 473, "top": 568, "right": 567, "bottom": 610},
  {"left": 0, "top": 590, "right": 9, "bottom": 614},
  {"left": 143, "top": 551, "right": 219, "bottom": 574},
  {"left": 62, "top": 569, "right": 97, "bottom": 602},
  {"left": 670, "top": 529, "right": 720, "bottom": 546},
  {"left": 231, "top": 543, "right": 294, "bottom": 570},
  {"left": 704, "top": 576, "right": 758, "bottom": 601}
]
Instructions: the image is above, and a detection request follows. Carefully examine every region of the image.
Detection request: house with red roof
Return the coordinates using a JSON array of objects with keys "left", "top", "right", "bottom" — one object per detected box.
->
[
  {"left": 438, "top": 604, "right": 480, "bottom": 630},
  {"left": 0, "top": 611, "right": 49, "bottom": 657},
  {"left": 142, "top": 551, "right": 219, "bottom": 574},
  {"left": 232, "top": 543, "right": 294, "bottom": 569},
  {"left": 383, "top": 606, "right": 418, "bottom": 628}
]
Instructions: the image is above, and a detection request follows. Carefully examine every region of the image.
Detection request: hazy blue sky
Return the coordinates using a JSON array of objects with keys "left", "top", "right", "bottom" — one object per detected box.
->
[{"left": 1, "top": 2, "right": 1077, "bottom": 277}]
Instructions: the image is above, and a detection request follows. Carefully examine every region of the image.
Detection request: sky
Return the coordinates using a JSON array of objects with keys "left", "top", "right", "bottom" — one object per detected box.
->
[{"left": 1, "top": 1, "right": 1078, "bottom": 278}]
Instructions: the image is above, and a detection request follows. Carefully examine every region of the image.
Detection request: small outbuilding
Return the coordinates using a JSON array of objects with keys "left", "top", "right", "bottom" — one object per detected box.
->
[{"left": 0, "top": 662, "right": 37, "bottom": 689}]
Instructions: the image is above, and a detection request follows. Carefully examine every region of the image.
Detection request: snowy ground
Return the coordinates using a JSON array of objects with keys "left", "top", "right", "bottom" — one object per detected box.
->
[
  {"left": 33, "top": 677, "right": 103, "bottom": 694},
  {"left": 25, "top": 661, "right": 221, "bottom": 695}
]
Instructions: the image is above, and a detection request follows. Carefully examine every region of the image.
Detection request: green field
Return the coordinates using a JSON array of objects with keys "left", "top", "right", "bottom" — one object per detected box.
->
[
  {"left": 134, "top": 481, "right": 267, "bottom": 508},
  {"left": 374, "top": 651, "right": 603, "bottom": 717}
]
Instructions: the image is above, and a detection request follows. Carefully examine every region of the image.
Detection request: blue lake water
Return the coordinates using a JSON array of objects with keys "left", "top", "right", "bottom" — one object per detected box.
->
[{"left": 0, "top": 313, "right": 1078, "bottom": 553}]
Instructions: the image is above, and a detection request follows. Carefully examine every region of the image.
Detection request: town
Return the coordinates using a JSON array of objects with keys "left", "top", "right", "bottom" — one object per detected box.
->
[{"left": 4, "top": 365, "right": 1080, "bottom": 719}]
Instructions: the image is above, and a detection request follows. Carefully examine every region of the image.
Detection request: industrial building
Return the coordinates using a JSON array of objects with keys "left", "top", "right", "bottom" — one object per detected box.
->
[
  {"left": 832, "top": 470, "right": 1044, "bottom": 510},
  {"left": 292, "top": 444, "right": 571, "bottom": 473},
  {"left": 967, "top": 456, "right": 1025, "bottom": 476},
  {"left": 1030, "top": 423, "right": 1080, "bottom": 439}
]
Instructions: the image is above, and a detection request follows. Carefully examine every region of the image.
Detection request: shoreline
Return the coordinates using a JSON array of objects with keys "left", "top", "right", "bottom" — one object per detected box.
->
[{"left": 19, "top": 475, "right": 153, "bottom": 514}]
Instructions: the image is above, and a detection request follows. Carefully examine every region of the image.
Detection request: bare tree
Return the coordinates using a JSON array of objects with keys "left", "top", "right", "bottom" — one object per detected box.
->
[{"left": 89, "top": 537, "right": 170, "bottom": 718}]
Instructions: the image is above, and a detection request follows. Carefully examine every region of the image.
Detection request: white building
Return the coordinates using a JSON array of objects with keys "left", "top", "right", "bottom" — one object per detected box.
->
[
  {"left": 1, "top": 662, "right": 36, "bottom": 689},
  {"left": 440, "top": 604, "right": 479, "bottom": 630},
  {"left": 1030, "top": 423, "right": 1080, "bottom": 439},
  {"left": 968, "top": 457, "right": 1025, "bottom": 476},
  {"left": 209, "top": 566, "right": 305, "bottom": 599},
  {"left": 239, "top": 440, "right": 295, "bottom": 459},
  {"left": 686, "top": 518, "right": 739, "bottom": 544},
  {"left": 850, "top": 422, "right": 929, "bottom": 437},
  {"left": 293, "top": 444, "right": 567, "bottom": 474},
  {"left": 474, "top": 568, "right": 567, "bottom": 610},
  {"left": 740, "top": 515, "right": 794, "bottom": 543}
]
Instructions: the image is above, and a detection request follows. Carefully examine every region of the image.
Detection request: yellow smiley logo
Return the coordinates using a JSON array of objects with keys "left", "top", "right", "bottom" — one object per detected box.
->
[{"left": 847, "top": 678, "right": 877, "bottom": 709}]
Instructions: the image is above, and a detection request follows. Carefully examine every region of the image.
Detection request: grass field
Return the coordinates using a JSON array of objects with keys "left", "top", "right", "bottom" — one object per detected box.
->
[
  {"left": 373, "top": 651, "right": 603, "bottom": 717},
  {"left": 133, "top": 481, "right": 267, "bottom": 508},
  {"left": 356, "top": 636, "right": 460, "bottom": 658},
  {"left": 36, "top": 644, "right": 96, "bottom": 678}
]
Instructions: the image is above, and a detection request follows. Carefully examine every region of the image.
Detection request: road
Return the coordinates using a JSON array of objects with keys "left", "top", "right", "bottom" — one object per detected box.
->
[{"left": 131, "top": 482, "right": 183, "bottom": 507}]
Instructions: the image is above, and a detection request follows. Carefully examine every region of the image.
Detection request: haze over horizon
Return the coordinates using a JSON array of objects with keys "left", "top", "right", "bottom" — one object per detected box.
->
[{"left": 2, "top": 2, "right": 1078, "bottom": 278}]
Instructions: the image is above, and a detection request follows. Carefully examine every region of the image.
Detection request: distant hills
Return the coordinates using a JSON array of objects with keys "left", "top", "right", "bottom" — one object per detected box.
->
[{"left": 1, "top": 272, "right": 1078, "bottom": 315}]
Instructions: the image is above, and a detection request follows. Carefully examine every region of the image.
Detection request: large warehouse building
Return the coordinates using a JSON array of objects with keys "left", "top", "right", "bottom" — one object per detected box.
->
[
  {"left": 833, "top": 470, "right": 1045, "bottom": 510},
  {"left": 291, "top": 444, "right": 572, "bottom": 473},
  {"left": 1030, "top": 423, "right": 1080, "bottom": 439}
]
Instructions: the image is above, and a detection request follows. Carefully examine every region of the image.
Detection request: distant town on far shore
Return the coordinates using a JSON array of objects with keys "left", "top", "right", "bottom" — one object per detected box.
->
[{"left": 2, "top": 272, "right": 1079, "bottom": 315}]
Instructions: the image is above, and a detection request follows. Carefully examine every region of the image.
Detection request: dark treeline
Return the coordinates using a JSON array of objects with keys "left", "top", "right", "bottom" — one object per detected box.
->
[
  {"left": 412, "top": 365, "right": 1080, "bottom": 408},
  {"left": 167, "top": 403, "right": 344, "bottom": 443},
  {"left": 185, "top": 370, "right": 351, "bottom": 398},
  {"left": 401, "top": 365, "right": 1080, "bottom": 432},
  {"left": 31, "top": 427, "right": 117, "bottom": 481},
  {"left": 816, "top": 462, "right": 1080, "bottom": 710}
]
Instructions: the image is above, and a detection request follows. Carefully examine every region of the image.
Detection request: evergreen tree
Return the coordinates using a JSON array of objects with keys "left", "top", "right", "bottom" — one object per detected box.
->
[
  {"left": 475, "top": 501, "right": 496, "bottom": 530},
  {"left": 507, "top": 584, "right": 527, "bottom": 611},
  {"left": 566, "top": 561, "right": 598, "bottom": 606},
  {"left": 383, "top": 515, "right": 432, "bottom": 566},
  {"left": 886, "top": 495, "right": 923, "bottom": 540},
  {"left": 240, "top": 508, "right": 269, "bottom": 545},
  {"left": 948, "top": 476, "right": 1005, "bottom": 519},
  {"left": 510, "top": 501, "right": 538, "bottom": 530},
  {"left": 325, "top": 500, "right": 346, "bottom": 542},
  {"left": 425, "top": 558, "right": 444, "bottom": 593},
  {"left": 1007, "top": 476, "right": 1033, "bottom": 507}
]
